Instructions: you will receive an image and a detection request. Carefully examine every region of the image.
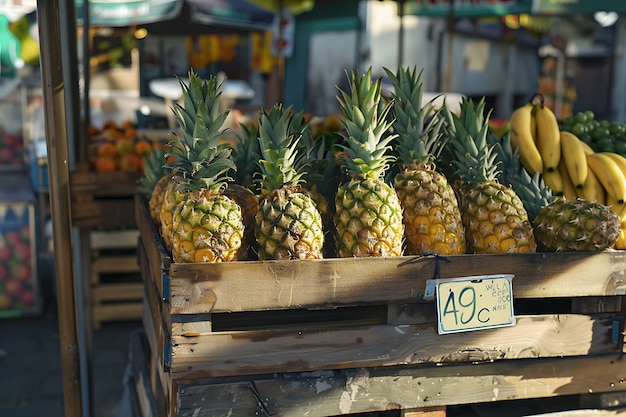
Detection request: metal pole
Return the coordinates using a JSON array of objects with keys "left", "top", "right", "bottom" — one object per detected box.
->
[{"left": 36, "top": 0, "right": 83, "bottom": 416}]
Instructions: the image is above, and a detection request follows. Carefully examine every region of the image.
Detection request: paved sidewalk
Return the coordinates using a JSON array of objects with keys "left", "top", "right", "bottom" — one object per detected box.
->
[{"left": 0, "top": 297, "right": 141, "bottom": 417}]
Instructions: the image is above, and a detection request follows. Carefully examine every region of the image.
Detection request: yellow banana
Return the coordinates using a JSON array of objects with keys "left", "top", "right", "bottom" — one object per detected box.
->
[
  {"left": 586, "top": 152, "right": 626, "bottom": 204},
  {"left": 559, "top": 131, "right": 588, "bottom": 189},
  {"left": 576, "top": 163, "right": 606, "bottom": 205},
  {"left": 558, "top": 160, "right": 577, "bottom": 199},
  {"left": 509, "top": 102, "right": 543, "bottom": 174},
  {"left": 605, "top": 193, "right": 626, "bottom": 224},
  {"left": 542, "top": 168, "right": 563, "bottom": 196},
  {"left": 534, "top": 102, "right": 561, "bottom": 172},
  {"left": 614, "top": 225, "right": 626, "bottom": 250},
  {"left": 579, "top": 140, "right": 595, "bottom": 156}
]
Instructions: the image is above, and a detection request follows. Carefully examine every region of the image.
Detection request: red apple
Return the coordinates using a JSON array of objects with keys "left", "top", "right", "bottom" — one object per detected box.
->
[
  {"left": 5, "top": 230, "right": 21, "bottom": 246},
  {"left": 20, "top": 288, "right": 34, "bottom": 306},
  {"left": 0, "top": 264, "right": 7, "bottom": 281},
  {"left": 4, "top": 279, "right": 21, "bottom": 298},
  {"left": 13, "top": 242, "right": 31, "bottom": 263},
  {"left": 0, "top": 244, "right": 10, "bottom": 261},
  {"left": 11, "top": 263, "right": 30, "bottom": 282}
]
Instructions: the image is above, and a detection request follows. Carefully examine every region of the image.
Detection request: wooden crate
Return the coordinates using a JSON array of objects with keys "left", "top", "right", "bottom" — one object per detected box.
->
[
  {"left": 90, "top": 229, "right": 143, "bottom": 329},
  {"left": 70, "top": 163, "right": 142, "bottom": 228},
  {"left": 135, "top": 194, "right": 626, "bottom": 417}
]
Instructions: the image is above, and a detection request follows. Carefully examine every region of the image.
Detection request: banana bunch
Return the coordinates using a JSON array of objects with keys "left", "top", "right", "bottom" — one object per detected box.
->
[
  {"left": 509, "top": 96, "right": 626, "bottom": 249},
  {"left": 509, "top": 93, "right": 561, "bottom": 176}
]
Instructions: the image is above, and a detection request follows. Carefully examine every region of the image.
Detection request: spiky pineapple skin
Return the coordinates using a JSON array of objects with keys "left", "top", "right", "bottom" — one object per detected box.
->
[
  {"left": 171, "top": 191, "right": 244, "bottom": 263},
  {"left": 533, "top": 197, "right": 620, "bottom": 252},
  {"left": 335, "top": 177, "right": 404, "bottom": 257},
  {"left": 159, "top": 182, "right": 185, "bottom": 252},
  {"left": 255, "top": 188, "right": 324, "bottom": 260},
  {"left": 149, "top": 174, "right": 172, "bottom": 224},
  {"left": 395, "top": 165, "right": 465, "bottom": 255},
  {"left": 463, "top": 182, "right": 536, "bottom": 253},
  {"left": 223, "top": 184, "right": 259, "bottom": 260}
]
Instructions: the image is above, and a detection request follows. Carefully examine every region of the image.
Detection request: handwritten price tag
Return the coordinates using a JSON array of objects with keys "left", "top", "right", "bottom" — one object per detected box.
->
[{"left": 435, "top": 274, "right": 515, "bottom": 334}]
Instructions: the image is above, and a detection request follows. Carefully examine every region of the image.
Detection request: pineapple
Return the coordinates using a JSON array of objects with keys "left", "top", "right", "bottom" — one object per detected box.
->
[
  {"left": 334, "top": 68, "right": 404, "bottom": 257},
  {"left": 446, "top": 98, "right": 536, "bottom": 253},
  {"left": 165, "top": 70, "right": 244, "bottom": 263},
  {"left": 254, "top": 104, "right": 324, "bottom": 260},
  {"left": 384, "top": 66, "right": 465, "bottom": 255},
  {"left": 489, "top": 132, "right": 553, "bottom": 224},
  {"left": 533, "top": 197, "right": 620, "bottom": 251}
]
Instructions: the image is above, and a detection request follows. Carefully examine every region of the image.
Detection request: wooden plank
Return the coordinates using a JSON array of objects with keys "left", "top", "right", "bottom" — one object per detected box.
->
[
  {"left": 403, "top": 407, "right": 446, "bottom": 417},
  {"left": 70, "top": 165, "right": 142, "bottom": 197},
  {"left": 171, "top": 354, "right": 626, "bottom": 417},
  {"left": 167, "top": 314, "right": 617, "bottom": 378},
  {"left": 92, "top": 302, "right": 143, "bottom": 324},
  {"left": 90, "top": 229, "right": 139, "bottom": 250},
  {"left": 92, "top": 282, "right": 144, "bottom": 303},
  {"left": 71, "top": 198, "right": 136, "bottom": 228},
  {"left": 92, "top": 255, "right": 139, "bottom": 274},
  {"left": 163, "top": 251, "right": 626, "bottom": 315},
  {"left": 136, "top": 195, "right": 170, "bottom": 299}
]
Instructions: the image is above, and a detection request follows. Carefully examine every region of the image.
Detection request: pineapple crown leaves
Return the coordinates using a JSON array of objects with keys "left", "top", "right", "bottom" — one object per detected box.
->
[
  {"left": 336, "top": 67, "right": 397, "bottom": 180},
  {"left": 232, "top": 122, "right": 262, "bottom": 192},
  {"left": 489, "top": 132, "right": 552, "bottom": 222},
  {"left": 138, "top": 144, "right": 168, "bottom": 196},
  {"left": 255, "top": 103, "right": 309, "bottom": 194},
  {"left": 446, "top": 97, "right": 500, "bottom": 186},
  {"left": 164, "top": 70, "right": 236, "bottom": 193},
  {"left": 383, "top": 66, "right": 447, "bottom": 167}
]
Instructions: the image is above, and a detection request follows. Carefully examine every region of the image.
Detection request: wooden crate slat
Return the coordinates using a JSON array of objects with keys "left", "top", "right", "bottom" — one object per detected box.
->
[
  {"left": 167, "top": 313, "right": 617, "bottom": 378},
  {"left": 173, "top": 354, "right": 626, "bottom": 417},
  {"left": 92, "top": 282, "right": 144, "bottom": 303}
]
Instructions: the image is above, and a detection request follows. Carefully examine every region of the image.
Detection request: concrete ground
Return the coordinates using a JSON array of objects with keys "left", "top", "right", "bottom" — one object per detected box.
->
[{"left": 0, "top": 290, "right": 141, "bottom": 417}]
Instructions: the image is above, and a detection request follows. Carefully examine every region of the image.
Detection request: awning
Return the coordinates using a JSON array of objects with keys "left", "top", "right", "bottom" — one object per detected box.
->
[
  {"left": 74, "top": 0, "right": 276, "bottom": 30},
  {"left": 405, "top": 0, "right": 626, "bottom": 17}
]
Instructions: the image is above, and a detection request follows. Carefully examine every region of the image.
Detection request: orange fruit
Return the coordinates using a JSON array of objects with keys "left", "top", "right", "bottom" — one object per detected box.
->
[
  {"left": 121, "top": 120, "right": 135, "bottom": 131},
  {"left": 97, "top": 142, "right": 118, "bottom": 158},
  {"left": 134, "top": 140, "right": 152, "bottom": 156},
  {"left": 94, "top": 156, "right": 117, "bottom": 172},
  {"left": 119, "top": 153, "right": 140, "bottom": 172},
  {"left": 117, "top": 139, "right": 134, "bottom": 156}
]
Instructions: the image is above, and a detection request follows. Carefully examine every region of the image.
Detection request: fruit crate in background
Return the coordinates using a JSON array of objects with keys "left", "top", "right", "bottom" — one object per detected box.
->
[
  {"left": 70, "top": 162, "right": 142, "bottom": 229},
  {"left": 135, "top": 194, "right": 626, "bottom": 417},
  {"left": 0, "top": 173, "right": 40, "bottom": 318}
]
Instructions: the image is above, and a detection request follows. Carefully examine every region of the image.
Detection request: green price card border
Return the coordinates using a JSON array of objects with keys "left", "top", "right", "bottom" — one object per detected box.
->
[{"left": 433, "top": 274, "right": 515, "bottom": 335}]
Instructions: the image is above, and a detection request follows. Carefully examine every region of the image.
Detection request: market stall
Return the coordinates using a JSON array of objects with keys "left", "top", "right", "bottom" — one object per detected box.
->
[{"left": 35, "top": 1, "right": 626, "bottom": 417}]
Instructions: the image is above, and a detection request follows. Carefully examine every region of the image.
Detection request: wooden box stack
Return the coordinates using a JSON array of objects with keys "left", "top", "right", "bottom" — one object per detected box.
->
[
  {"left": 135, "top": 194, "right": 626, "bottom": 417},
  {"left": 90, "top": 229, "right": 143, "bottom": 329},
  {"left": 70, "top": 163, "right": 143, "bottom": 327}
]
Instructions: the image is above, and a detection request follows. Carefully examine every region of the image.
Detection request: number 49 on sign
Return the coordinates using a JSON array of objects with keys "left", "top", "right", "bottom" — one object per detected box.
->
[{"left": 435, "top": 274, "right": 515, "bottom": 334}]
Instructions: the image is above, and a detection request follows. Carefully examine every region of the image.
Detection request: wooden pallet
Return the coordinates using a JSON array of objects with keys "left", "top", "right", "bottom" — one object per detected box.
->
[
  {"left": 90, "top": 229, "right": 143, "bottom": 329},
  {"left": 135, "top": 193, "right": 626, "bottom": 417}
]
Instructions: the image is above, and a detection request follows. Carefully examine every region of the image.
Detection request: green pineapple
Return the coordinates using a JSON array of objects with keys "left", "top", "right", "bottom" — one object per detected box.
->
[
  {"left": 533, "top": 197, "right": 620, "bottom": 251},
  {"left": 254, "top": 104, "right": 324, "bottom": 260},
  {"left": 334, "top": 68, "right": 404, "bottom": 257},
  {"left": 165, "top": 70, "right": 244, "bottom": 263},
  {"left": 385, "top": 66, "right": 465, "bottom": 255},
  {"left": 446, "top": 98, "right": 536, "bottom": 253}
]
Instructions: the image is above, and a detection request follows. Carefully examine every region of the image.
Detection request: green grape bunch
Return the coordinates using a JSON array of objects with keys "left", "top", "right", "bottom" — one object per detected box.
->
[{"left": 562, "top": 111, "right": 626, "bottom": 156}]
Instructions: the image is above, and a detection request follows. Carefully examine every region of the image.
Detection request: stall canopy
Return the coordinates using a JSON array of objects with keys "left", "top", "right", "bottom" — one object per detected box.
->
[
  {"left": 406, "top": 0, "right": 626, "bottom": 17},
  {"left": 74, "top": 0, "right": 276, "bottom": 30}
]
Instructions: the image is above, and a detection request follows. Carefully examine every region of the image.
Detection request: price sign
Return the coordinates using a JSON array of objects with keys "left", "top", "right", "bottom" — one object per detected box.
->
[{"left": 435, "top": 274, "right": 515, "bottom": 334}]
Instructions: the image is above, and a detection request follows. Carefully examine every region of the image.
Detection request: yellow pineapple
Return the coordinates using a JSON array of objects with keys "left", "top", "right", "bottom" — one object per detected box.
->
[{"left": 385, "top": 66, "right": 465, "bottom": 255}]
